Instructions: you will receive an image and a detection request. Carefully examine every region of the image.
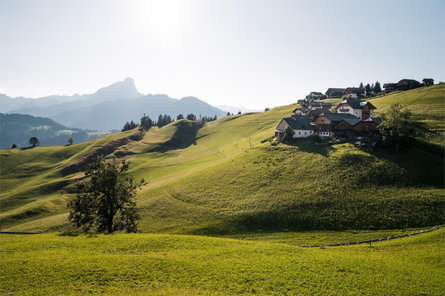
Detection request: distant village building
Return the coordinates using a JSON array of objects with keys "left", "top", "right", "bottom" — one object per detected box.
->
[
  {"left": 292, "top": 107, "right": 309, "bottom": 115},
  {"left": 344, "top": 87, "right": 365, "bottom": 99},
  {"left": 334, "top": 99, "right": 376, "bottom": 119},
  {"left": 422, "top": 78, "right": 434, "bottom": 86},
  {"left": 325, "top": 88, "right": 346, "bottom": 98},
  {"left": 308, "top": 102, "right": 333, "bottom": 110},
  {"left": 306, "top": 91, "right": 324, "bottom": 100},
  {"left": 383, "top": 83, "right": 397, "bottom": 94},
  {"left": 275, "top": 116, "right": 314, "bottom": 140},
  {"left": 396, "top": 79, "right": 421, "bottom": 91}
]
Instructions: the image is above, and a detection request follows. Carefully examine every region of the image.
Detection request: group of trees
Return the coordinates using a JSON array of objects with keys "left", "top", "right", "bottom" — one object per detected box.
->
[
  {"left": 359, "top": 81, "right": 382, "bottom": 97},
  {"left": 122, "top": 113, "right": 218, "bottom": 131}
]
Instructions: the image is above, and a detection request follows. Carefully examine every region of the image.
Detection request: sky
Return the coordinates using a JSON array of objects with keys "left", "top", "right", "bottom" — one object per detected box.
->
[{"left": 1, "top": 0, "right": 444, "bottom": 109}]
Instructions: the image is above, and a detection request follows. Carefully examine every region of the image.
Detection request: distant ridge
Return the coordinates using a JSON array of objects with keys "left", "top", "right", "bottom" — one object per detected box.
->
[{"left": 0, "top": 78, "right": 226, "bottom": 131}]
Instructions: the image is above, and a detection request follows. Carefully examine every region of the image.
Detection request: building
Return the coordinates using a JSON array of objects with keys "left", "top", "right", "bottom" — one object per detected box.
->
[
  {"left": 275, "top": 115, "right": 315, "bottom": 140},
  {"left": 422, "top": 78, "right": 434, "bottom": 86},
  {"left": 308, "top": 101, "right": 333, "bottom": 110},
  {"left": 334, "top": 99, "right": 376, "bottom": 119},
  {"left": 344, "top": 87, "right": 365, "bottom": 99},
  {"left": 396, "top": 79, "right": 421, "bottom": 91},
  {"left": 383, "top": 83, "right": 397, "bottom": 94},
  {"left": 292, "top": 107, "right": 309, "bottom": 116},
  {"left": 325, "top": 88, "right": 346, "bottom": 98},
  {"left": 312, "top": 113, "right": 359, "bottom": 137},
  {"left": 306, "top": 91, "right": 324, "bottom": 100},
  {"left": 336, "top": 117, "right": 382, "bottom": 138},
  {"left": 307, "top": 108, "right": 332, "bottom": 119}
]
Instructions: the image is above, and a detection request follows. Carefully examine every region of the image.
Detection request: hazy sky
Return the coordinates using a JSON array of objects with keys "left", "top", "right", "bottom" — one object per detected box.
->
[{"left": 1, "top": 0, "right": 444, "bottom": 109}]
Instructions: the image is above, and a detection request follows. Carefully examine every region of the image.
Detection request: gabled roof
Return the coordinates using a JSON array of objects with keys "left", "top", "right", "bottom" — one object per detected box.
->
[
  {"left": 309, "top": 102, "right": 333, "bottom": 107},
  {"left": 293, "top": 107, "right": 309, "bottom": 113},
  {"left": 324, "top": 113, "right": 359, "bottom": 122},
  {"left": 422, "top": 78, "right": 434, "bottom": 82},
  {"left": 310, "top": 92, "right": 324, "bottom": 96},
  {"left": 341, "top": 118, "right": 362, "bottom": 126},
  {"left": 345, "top": 87, "right": 365, "bottom": 94},
  {"left": 309, "top": 109, "right": 332, "bottom": 114},
  {"left": 336, "top": 99, "right": 376, "bottom": 110},
  {"left": 363, "top": 117, "right": 383, "bottom": 124},
  {"left": 283, "top": 116, "right": 314, "bottom": 130}
]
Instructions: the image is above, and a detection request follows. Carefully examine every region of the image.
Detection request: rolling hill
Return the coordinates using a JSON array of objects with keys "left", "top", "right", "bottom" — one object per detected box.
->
[
  {"left": 0, "top": 113, "right": 112, "bottom": 149},
  {"left": 1, "top": 85, "right": 444, "bottom": 234}
]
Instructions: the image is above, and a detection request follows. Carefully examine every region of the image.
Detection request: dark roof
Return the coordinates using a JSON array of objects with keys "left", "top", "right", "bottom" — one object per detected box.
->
[
  {"left": 309, "top": 109, "right": 332, "bottom": 114},
  {"left": 293, "top": 107, "right": 309, "bottom": 113},
  {"left": 336, "top": 99, "right": 376, "bottom": 110},
  {"left": 310, "top": 92, "right": 324, "bottom": 96},
  {"left": 283, "top": 116, "right": 314, "bottom": 130},
  {"left": 345, "top": 87, "right": 365, "bottom": 94},
  {"left": 422, "top": 78, "right": 434, "bottom": 82},
  {"left": 398, "top": 79, "right": 420, "bottom": 84},
  {"left": 341, "top": 118, "right": 361, "bottom": 126},
  {"left": 309, "top": 102, "right": 333, "bottom": 107},
  {"left": 325, "top": 88, "right": 346, "bottom": 94},
  {"left": 324, "top": 113, "right": 359, "bottom": 122}
]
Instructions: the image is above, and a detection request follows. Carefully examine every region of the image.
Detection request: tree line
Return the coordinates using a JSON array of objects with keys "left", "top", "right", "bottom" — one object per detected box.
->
[{"left": 122, "top": 113, "right": 218, "bottom": 132}]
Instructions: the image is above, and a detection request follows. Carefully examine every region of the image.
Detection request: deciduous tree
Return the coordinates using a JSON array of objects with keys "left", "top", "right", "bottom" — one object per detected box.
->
[{"left": 67, "top": 156, "right": 144, "bottom": 233}]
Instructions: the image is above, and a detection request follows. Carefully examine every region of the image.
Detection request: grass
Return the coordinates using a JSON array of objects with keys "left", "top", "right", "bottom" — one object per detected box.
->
[
  {"left": 1, "top": 87, "right": 444, "bottom": 233},
  {"left": 1, "top": 229, "right": 443, "bottom": 295}
]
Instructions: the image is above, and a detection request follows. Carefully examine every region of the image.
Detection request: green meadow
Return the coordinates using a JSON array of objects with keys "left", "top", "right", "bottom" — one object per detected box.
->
[{"left": 0, "top": 85, "right": 444, "bottom": 295}]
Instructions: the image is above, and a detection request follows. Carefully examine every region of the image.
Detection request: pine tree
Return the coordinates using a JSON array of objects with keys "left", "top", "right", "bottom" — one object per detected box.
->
[{"left": 374, "top": 81, "right": 382, "bottom": 93}]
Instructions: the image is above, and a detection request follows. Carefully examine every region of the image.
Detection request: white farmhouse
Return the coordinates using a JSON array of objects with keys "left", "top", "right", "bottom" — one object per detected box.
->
[
  {"left": 275, "top": 115, "right": 315, "bottom": 140},
  {"left": 334, "top": 99, "right": 376, "bottom": 119}
]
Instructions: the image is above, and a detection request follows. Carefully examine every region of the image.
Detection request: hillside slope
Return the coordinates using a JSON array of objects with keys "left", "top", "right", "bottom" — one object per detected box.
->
[{"left": 1, "top": 87, "right": 444, "bottom": 233}]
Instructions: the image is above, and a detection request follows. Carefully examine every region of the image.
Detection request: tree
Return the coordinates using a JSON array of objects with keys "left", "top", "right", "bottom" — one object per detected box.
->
[
  {"left": 237, "top": 111, "right": 242, "bottom": 115},
  {"left": 374, "top": 81, "right": 382, "bottom": 93},
  {"left": 365, "top": 84, "right": 371, "bottom": 97},
  {"left": 11, "top": 144, "right": 17, "bottom": 149},
  {"left": 283, "top": 127, "right": 295, "bottom": 142},
  {"left": 176, "top": 114, "right": 184, "bottom": 120},
  {"left": 186, "top": 113, "right": 197, "bottom": 121},
  {"left": 68, "top": 138, "right": 74, "bottom": 145},
  {"left": 265, "top": 107, "right": 270, "bottom": 112},
  {"left": 67, "top": 156, "right": 144, "bottom": 233},
  {"left": 29, "top": 137, "right": 39, "bottom": 147},
  {"left": 226, "top": 112, "right": 231, "bottom": 116},
  {"left": 378, "top": 103, "right": 417, "bottom": 152},
  {"left": 121, "top": 121, "right": 138, "bottom": 132},
  {"left": 140, "top": 114, "right": 153, "bottom": 130},
  {"left": 359, "top": 82, "right": 364, "bottom": 89}
]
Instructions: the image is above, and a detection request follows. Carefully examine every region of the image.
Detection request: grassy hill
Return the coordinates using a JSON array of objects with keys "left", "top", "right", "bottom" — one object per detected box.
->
[
  {"left": 0, "top": 86, "right": 444, "bottom": 235},
  {"left": 1, "top": 229, "right": 444, "bottom": 295}
]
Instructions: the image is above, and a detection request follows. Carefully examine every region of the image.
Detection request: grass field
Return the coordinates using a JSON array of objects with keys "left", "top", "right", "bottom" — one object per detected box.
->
[
  {"left": 1, "top": 86, "right": 444, "bottom": 234},
  {"left": 1, "top": 229, "right": 444, "bottom": 295}
]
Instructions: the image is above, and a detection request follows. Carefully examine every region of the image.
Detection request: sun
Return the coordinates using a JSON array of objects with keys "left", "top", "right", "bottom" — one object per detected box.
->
[{"left": 136, "top": 0, "right": 183, "bottom": 31}]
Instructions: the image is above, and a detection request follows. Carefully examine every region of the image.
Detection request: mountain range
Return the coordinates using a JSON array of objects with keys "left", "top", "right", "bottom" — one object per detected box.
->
[{"left": 0, "top": 78, "right": 227, "bottom": 131}]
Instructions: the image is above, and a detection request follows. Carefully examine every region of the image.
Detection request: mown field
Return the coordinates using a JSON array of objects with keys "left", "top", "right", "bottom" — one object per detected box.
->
[{"left": 1, "top": 229, "right": 444, "bottom": 295}]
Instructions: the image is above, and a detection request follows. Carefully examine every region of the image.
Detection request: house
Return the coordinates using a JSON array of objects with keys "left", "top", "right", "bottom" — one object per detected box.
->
[
  {"left": 275, "top": 115, "right": 315, "bottom": 140},
  {"left": 312, "top": 113, "right": 358, "bottom": 137},
  {"left": 422, "top": 78, "right": 434, "bottom": 86},
  {"left": 336, "top": 117, "right": 382, "bottom": 138},
  {"left": 292, "top": 107, "right": 309, "bottom": 115},
  {"left": 306, "top": 91, "right": 324, "bottom": 100},
  {"left": 344, "top": 87, "right": 365, "bottom": 99},
  {"left": 307, "top": 108, "right": 332, "bottom": 119},
  {"left": 334, "top": 99, "right": 376, "bottom": 119},
  {"left": 396, "top": 79, "right": 421, "bottom": 91},
  {"left": 308, "top": 102, "right": 333, "bottom": 110},
  {"left": 325, "top": 88, "right": 346, "bottom": 98},
  {"left": 383, "top": 83, "right": 397, "bottom": 94}
]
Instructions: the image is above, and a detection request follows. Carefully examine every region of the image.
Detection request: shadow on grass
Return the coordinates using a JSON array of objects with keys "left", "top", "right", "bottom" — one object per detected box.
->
[{"left": 283, "top": 139, "right": 334, "bottom": 157}]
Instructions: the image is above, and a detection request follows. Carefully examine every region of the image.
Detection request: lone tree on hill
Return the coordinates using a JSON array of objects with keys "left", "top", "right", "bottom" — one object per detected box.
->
[
  {"left": 68, "top": 138, "right": 74, "bottom": 145},
  {"left": 67, "top": 156, "right": 144, "bottom": 233},
  {"left": 11, "top": 144, "right": 17, "bottom": 149},
  {"left": 378, "top": 103, "right": 417, "bottom": 152},
  {"left": 29, "top": 137, "right": 39, "bottom": 147},
  {"left": 140, "top": 114, "right": 153, "bottom": 130}
]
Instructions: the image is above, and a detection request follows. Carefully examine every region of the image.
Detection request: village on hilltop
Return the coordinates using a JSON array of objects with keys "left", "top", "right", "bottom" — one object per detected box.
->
[{"left": 275, "top": 77, "right": 436, "bottom": 145}]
